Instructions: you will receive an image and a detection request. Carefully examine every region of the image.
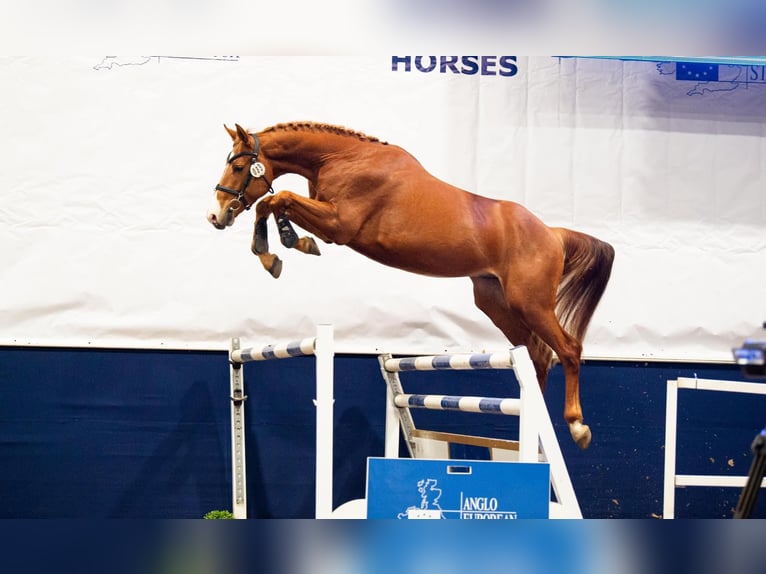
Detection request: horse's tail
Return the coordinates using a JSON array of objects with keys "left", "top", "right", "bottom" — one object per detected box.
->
[{"left": 554, "top": 228, "right": 615, "bottom": 344}]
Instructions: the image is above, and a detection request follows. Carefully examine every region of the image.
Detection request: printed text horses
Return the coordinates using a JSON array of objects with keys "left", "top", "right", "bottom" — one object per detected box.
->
[{"left": 207, "top": 122, "right": 614, "bottom": 448}]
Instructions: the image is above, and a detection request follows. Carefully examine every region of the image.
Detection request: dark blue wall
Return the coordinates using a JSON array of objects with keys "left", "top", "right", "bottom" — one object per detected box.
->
[{"left": 1, "top": 346, "right": 764, "bottom": 518}]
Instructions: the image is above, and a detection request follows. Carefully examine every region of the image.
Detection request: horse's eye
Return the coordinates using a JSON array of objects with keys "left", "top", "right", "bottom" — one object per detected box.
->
[{"left": 232, "top": 164, "right": 244, "bottom": 173}]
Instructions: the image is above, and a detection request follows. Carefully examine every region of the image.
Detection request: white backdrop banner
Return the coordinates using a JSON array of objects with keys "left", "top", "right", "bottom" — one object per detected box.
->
[{"left": 1, "top": 56, "right": 764, "bottom": 360}]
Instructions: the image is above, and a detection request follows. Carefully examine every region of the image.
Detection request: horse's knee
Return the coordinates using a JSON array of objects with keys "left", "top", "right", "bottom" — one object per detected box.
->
[
  {"left": 255, "top": 196, "right": 275, "bottom": 220},
  {"left": 555, "top": 337, "right": 582, "bottom": 370}
]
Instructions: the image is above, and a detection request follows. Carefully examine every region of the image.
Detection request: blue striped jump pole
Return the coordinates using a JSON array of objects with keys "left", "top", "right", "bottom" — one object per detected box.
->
[
  {"left": 393, "top": 393, "right": 521, "bottom": 416},
  {"left": 381, "top": 346, "right": 538, "bottom": 465},
  {"left": 230, "top": 337, "right": 316, "bottom": 363},
  {"left": 382, "top": 350, "right": 515, "bottom": 372}
]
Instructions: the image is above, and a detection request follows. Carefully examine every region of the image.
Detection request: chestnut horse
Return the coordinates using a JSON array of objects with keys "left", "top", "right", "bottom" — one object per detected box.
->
[{"left": 207, "top": 122, "right": 614, "bottom": 449}]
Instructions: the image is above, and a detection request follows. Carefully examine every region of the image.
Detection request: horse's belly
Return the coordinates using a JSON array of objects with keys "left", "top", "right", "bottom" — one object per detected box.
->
[{"left": 350, "top": 242, "right": 485, "bottom": 278}]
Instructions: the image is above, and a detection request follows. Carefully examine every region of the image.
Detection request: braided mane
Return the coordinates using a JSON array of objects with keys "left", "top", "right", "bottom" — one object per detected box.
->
[{"left": 261, "top": 121, "right": 386, "bottom": 144}]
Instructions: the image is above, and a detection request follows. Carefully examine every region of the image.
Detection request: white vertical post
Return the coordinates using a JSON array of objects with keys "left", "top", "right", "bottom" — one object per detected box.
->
[
  {"left": 663, "top": 379, "right": 679, "bottom": 519},
  {"left": 509, "top": 346, "right": 581, "bottom": 518},
  {"left": 510, "top": 347, "right": 540, "bottom": 463},
  {"left": 314, "top": 324, "right": 334, "bottom": 519}
]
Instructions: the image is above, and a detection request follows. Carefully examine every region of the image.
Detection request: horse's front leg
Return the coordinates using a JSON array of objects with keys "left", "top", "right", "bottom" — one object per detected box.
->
[
  {"left": 251, "top": 198, "right": 283, "bottom": 279},
  {"left": 268, "top": 191, "right": 345, "bottom": 255},
  {"left": 257, "top": 194, "right": 323, "bottom": 256},
  {"left": 275, "top": 213, "right": 321, "bottom": 256},
  {"left": 268, "top": 190, "right": 352, "bottom": 246},
  {"left": 251, "top": 194, "right": 325, "bottom": 278}
]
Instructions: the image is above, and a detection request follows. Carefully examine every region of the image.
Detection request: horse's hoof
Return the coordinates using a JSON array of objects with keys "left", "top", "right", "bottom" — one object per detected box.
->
[
  {"left": 305, "top": 237, "right": 321, "bottom": 256},
  {"left": 277, "top": 215, "right": 299, "bottom": 248},
  {"left": 269, "top": 256, "right": 283, "bottom": 279},
  {"left": 569, "top": 420, "right": 591, "bottom": 450}
]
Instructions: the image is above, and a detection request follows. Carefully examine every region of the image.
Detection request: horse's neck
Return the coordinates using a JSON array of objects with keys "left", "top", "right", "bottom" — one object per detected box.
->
[{"left": 261, "top": 131, "right": 350, "bottom": 179}]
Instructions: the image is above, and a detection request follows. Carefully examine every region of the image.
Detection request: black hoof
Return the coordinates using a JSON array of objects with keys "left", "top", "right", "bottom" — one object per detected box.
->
[
  {"left": 269, "top": 256, "right": 283, "bottom": 278},
  {"left": 305, "top": 237, "right": 321, "bottom": 256},
  {"left": 277, "top": 214, "right": 299, "bottom": 249}
]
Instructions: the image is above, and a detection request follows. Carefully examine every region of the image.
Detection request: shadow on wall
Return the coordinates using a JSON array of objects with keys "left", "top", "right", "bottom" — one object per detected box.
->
[
  {"left": 111, "top": 380, "right": 228, "bottom": 518},
  {"left": 333, "top": 406, "right": 386, "bottom": 509}
]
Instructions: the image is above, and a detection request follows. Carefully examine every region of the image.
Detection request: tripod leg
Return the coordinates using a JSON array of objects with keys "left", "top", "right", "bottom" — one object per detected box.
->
[{"left": 734, "top": 430, "right": 766, "bottom": 519}]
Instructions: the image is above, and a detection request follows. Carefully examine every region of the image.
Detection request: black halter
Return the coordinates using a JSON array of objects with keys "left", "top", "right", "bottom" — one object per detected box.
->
[{"left": 215, "top": 133, "right": 274, "bottom": 210}]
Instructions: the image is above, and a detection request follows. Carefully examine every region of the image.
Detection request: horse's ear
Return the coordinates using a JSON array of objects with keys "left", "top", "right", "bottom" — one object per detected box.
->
[
  {"left": 224, "top": 124, "right": 237, "bottom": 141},
  {"left": 234, "top": 124, "right": 250, "bottom": 143}
]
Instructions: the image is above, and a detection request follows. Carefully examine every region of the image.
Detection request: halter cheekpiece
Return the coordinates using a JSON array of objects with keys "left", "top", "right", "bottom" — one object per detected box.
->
[{"left": 215, "top": 132, "right": 274, "bottom": 210}]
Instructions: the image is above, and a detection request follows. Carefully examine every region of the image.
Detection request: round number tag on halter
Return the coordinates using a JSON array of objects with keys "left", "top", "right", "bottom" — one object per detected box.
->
[{"left": 250, "top": 162, "right": 266, "bottom": 178}]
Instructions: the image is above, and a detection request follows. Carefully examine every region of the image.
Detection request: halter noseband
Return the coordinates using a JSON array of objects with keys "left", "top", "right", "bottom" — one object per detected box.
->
[{"left": 215, "top": 133, "right": 274, "bottom": 211}]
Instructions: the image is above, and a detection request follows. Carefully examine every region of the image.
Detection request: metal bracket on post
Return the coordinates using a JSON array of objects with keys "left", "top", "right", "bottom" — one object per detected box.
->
[
  {"left": 229, "top": 337, "right": 247, "bottom": 519},
  {"left": 379, "top": 353, "right": 419, "bottom": 458}
]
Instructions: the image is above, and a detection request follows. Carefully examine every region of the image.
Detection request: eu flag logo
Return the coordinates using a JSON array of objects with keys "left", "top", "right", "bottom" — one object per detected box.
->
[{"left": 676, "top": 62, "right": 719, "bottom": 81}]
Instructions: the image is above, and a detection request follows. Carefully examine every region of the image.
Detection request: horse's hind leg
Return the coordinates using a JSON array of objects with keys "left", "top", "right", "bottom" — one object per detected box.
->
[
  {"left": 503, "top": 279, "right": 590, "bottom": 449},
  {"left": 471, "top": 277, "right": 554, "bottom": 388}
]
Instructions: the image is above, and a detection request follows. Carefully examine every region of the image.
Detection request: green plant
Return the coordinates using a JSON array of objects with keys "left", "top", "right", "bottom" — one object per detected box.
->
[{"left": 203, "top": 509, "right": 235, "bottom": 519}]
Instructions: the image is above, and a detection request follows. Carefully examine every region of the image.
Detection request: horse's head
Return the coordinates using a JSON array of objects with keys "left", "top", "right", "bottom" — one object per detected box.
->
[{"left": 207, "top": 124, "right": 274, "bottom": 229}]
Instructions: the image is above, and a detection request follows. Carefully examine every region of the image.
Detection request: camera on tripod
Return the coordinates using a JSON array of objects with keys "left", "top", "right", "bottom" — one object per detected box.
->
[
  {"left": 732, "top": 322, "right": 766, "bottom": 379},
  {"left": 731, "top": 322, "right": 766, "bottom": 518}
]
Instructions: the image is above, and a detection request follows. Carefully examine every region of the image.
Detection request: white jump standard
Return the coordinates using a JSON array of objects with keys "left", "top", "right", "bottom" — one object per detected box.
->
[
  {"left": 228, "top": 324, "right": 335, "bottom": 519},
  {"left": 379, "top": 345, "right": 582, "bottom": 519},
  {"left": 226, "top": 329, "right": 579, "bottom": 519},
  {"left": 663, "top": 376, "right": 766, "bottom": 519}
]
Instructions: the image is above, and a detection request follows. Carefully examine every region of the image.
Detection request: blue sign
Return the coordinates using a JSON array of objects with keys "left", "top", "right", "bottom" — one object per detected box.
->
[{"left": 366, "top": 458, "right": 549, "bottom": 519}]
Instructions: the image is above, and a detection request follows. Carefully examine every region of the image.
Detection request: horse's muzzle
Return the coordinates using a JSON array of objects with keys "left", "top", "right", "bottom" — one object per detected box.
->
[
  {"left": 208, "top": 199, "right": 243, "bottom": 229},
  {"left": 207, "top": 211, "right": 230, "bottom": 230}
]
